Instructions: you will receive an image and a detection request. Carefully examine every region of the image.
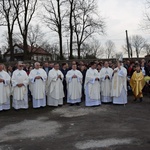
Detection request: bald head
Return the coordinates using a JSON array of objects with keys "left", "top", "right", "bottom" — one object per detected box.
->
[
  {"left": 17, "top": 62, "right": 24, "bottom": 70},
  {"left": 34, "top": 62, "right": 41, "bottom": 69}
]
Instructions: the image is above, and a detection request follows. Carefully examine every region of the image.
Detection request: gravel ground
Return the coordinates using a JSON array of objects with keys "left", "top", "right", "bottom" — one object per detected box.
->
[{"left": 0, "top": 95, "right": 150, "bottom": 150}]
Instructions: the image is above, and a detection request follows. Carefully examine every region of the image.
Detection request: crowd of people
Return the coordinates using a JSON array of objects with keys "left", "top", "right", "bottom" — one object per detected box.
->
[{"left": 0, "top": 58, "right": 149, "bottom": 111}]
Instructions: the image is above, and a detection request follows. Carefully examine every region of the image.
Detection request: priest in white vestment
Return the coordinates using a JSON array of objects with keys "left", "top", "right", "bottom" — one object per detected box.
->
[
  {"left": 29, "top": 62, "right": 47, "bottom": 108},
  {"left": 99, "top": 61, "right": 113, "bottom": 103},
  {"left": 66, "top": 64, "right": 83, "bottom": 106},
  {"left": 12, "top": 62, "right": 29, "bottom": 109},
  {"left": 47, "top": 63, "right": 64, "bottom": 107},
  {"left": 84, "top": 62, "right": 101, "bottom": 107},
  {"left": 111, "top": 61, "right": 127, "bottom": 105},
  {"left": 0, "top": 64, "right": 11, "bottom": 111}
]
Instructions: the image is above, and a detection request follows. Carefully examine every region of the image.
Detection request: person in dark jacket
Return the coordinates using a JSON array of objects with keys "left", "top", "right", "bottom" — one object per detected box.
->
[
  {"left": 43, "top": 62, "right": 52, "bottom": 75},
  {"left": 145, "top": 60, "right": 150, "bottom": 76},
  {"left": 60, "top": 63, "right": 69, "bottom": 103},
  {"left": 144, "top": 60, "right": 150, "bottom": 85},
  {"left": 79, "top": 64, "right": 87, "bottom": 101}
]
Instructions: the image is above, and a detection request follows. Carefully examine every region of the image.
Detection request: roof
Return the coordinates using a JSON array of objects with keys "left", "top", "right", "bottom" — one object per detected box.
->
[
  {"left": 4, "top": 44, "right": 51, "bottom": 56},
  {"left": 15, "top": 44, "right": 50, "bottom": 55}
]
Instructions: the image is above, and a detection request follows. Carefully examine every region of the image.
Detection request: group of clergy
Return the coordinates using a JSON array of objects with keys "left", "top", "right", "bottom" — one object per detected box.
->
[{"left": 0, "top": 60, "right": 128, "bottom": 111}]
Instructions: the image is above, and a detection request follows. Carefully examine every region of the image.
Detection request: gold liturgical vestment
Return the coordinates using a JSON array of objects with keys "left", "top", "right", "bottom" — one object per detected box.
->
[{"left": 130, "top": 71, "right": 145, "bottom": 98}]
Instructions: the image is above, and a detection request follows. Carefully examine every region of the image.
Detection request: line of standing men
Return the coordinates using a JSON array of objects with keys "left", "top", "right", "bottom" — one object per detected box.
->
[{"left": 0, "top": 60, "right": 127, "bottom": 111}]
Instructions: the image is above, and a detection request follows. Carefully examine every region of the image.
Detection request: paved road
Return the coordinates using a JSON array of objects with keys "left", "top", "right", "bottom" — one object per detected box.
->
[{"left": 0, "top": 95, "right": 150, "bottom": 150}]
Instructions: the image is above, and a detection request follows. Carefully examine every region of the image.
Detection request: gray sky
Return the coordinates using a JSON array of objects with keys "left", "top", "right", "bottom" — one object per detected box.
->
[
  {"left": 98, "top": 0, "right": 150, "bottom": 54},
  {"left": 0, "top": 0, "right": 150, "bottom": 56}
]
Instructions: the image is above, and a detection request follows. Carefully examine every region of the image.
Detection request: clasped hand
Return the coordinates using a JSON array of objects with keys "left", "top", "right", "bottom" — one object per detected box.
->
[
  {"left": 95, "top": 77, "right": 99, "bottom": 81},
  {"left": 0, "top": 79, "right": 4, "bottom": 83},
  {"left": 58, "top": 75, "right": 61, "bottom": 78},
  {"left": 113, "top": 70, "right": 118, "bottom": 73},
  {"left": 35, "top": 76, "right": 41, "bottom": 79},
  {"left": 105, "top": 75, "right": 109, "bottom": 79},
  {"left": 72, "top": 75, "right": 77, "bottom": 78},
  {"left": 17, "top": 83, "right": 24, "bottom": 87}
]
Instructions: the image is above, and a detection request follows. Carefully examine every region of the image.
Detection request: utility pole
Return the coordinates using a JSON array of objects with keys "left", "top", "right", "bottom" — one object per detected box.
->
[
  {"left": 125, "top": 30, "right": 130, "bottom": 58},
  {"left": 129, "top": 43, "right": 133, "bottom": 58}
]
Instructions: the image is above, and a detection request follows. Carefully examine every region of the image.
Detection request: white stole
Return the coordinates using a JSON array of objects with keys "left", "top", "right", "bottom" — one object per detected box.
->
[
  {"left": 12, "top": 69, "right": 29, "bottom": 101},
  {"left": 29, "top": 68, "right": 47, "bottom": 99},
  {"left": 111, "top": 66, "right": 127, "bottom": 97},
  {"left": 66, "top": 69, "right": 83, "bottom": 99},
  {"left": 85, "top": 68, "right": 100, "bottom": 100},
  {"left": 0, "top": 71, "right": 11, "bottom": 104},
  {"left": 47, "top": 68, "right": 64, "bottom": 99}
]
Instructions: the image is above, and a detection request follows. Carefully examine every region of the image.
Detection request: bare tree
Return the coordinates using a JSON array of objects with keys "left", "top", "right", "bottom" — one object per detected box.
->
[
  {"left": 73, "top": 0, "right": 105, "bottom": 59},
  {"left": 41, "top": 41, "right": 60, "bottom": 60},
  {"left": 13, "top": 24, "right": 44, "bottom": 44},
  {"left": 13, "top": 0, "right": 38, "bottom": 60},
  {"left": 27, "top": 24, "right": 44, "bottom": 47},
  {"left": 27, "top": 24, "right": 46, "bottom": 58},
  {"left": 143, "top": 43, "right": 150, "bottom": 55},
  {"left": 67, "top": 0, "right": 75, "bottom": 59},
  {"left": 141, "top": 0, "right": 150, "bottom": 31},
  {"left": 13, "top": 24, "right": 46, "bottom": 59},
  {"left": 90, "top": 39, "right": 104, "bottom": 58},
  {"left": 131, "top": 35, "right": 146, "bottom": 58},
  {"left": 0, "top": 0, "right": 17, "bottom": 61},
  {"left": 105, "top": 40, "right": 115, "bottom": 59},
  {"left": 42, "top": 0, "right": 67, "bottom": 60},
  {"left": 81, "top": 39, "right": 104, "bottom": 59}
]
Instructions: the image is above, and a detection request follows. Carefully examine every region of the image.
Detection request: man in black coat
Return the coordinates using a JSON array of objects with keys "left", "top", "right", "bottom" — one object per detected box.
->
[
  {"left": 79, "top": 64, "right": 87, "bottom": 101},
  {"left": 60, "top": 63, "right": 69, "bottom": 103},
  {"left": 145, "top": 60, "right": 150, "bottom": 76},
  {"left": 43, "top": 62, "right": 52, "bottom": 75}
]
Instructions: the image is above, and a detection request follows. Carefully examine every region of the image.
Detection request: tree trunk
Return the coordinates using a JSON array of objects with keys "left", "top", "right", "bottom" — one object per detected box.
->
[
  {"left": 136, "top": 48, "right": 139, "bottom": 58},
  {"left": 9, "top": 33, "right": 14, "bottom": 61},
  {"left": 77, "top": 43, "right": 81, "bottom": 59},
  {"left": 69, "top": 0, "right": 74, "bottom": 59},
  {"left": 59, "top": 28, "right": 63, "bottom": 60},
  {"left": 57, "top": 0, "right": 63, "bottom": 60},
  {"left": 23, "top": 33, "right": 29, "bottom": 60},
  {"left": 7, "top": 22, "right": 14, "bottom": 61},
  {"left": 69, "top": 22, "right": 73, "bottom": 59}
]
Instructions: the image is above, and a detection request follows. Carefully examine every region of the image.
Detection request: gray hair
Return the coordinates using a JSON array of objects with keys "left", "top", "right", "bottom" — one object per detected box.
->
[{"left": 34, "top": 62, "right": 40, "bottom": 66}]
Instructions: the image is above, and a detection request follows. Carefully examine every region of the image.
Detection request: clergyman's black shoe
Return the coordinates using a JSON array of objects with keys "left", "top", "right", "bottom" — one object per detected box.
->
[
  {"left": 139, "top": 98, "right": 143, "bottom": 102},
  {"left": 70, "top": 104, "right": 74, "bottom": 106},
  {"left": 76, "top": 103, "right": 80, "bottom": 106}
]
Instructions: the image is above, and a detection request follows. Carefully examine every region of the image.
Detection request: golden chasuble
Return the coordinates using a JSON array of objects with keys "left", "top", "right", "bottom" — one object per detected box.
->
[{"left": 130, "top": 71, "right": 145, "bottom": 98}]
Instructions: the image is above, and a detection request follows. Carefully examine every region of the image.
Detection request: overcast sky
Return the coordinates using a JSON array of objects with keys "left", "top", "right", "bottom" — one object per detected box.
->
[
  {"left": 0, "top": 0, "right": 150, "bottom": 56},
  {"left": 98, "top": 0, "right": 150, "bottom": 54}
]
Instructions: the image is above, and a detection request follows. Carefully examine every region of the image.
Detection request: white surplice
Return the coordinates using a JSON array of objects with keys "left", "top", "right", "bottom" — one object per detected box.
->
[
  {"left": 29, "top": 68, "right": 47, "bottom": 108},
  {"left": 66, "top": 69, "right": 83, "bottom": 104},
  {"left": 47, "top": 68, "right": 64, "bottom": 106},
  {"left": 0, "top": 70, "right": 11, "bottom": 111},
  {"left": 111, "top": 66, "right": 127, "bottom": 104},
  {"left": 99, "top": 67, "right": 113, "bottom": 103},
  {"left": 11, "top": 69, "right": 29, "bottom": 109},
  {"left": 84, "top": 68, "right": 101, "bottom": 106}
]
